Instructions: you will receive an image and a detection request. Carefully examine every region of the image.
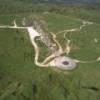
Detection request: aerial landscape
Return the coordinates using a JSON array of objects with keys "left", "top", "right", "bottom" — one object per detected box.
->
[{"left": 0, "top": 0, "right": 100, "bottom": 100}]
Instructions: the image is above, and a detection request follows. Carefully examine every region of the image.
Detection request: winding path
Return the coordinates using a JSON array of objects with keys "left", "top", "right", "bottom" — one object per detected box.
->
[
  {"left": 0, "top": 21, "right": 64, "bottom": 68},
  {"left": 0, "top": 20, "right": 99, "bottom": 70},
  {"left": 0, "top": 22, "right": 51, "bottom": 67}
]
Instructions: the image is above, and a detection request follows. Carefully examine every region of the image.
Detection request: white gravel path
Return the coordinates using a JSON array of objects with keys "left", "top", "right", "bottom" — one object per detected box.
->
[{"left": 0, "top": 20, "right": 99, "bottom": 70}]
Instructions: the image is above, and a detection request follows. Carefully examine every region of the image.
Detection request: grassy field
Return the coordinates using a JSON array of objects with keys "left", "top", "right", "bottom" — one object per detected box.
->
[{"left": 0, "top": 8, "right": 100, "bottom": 100}]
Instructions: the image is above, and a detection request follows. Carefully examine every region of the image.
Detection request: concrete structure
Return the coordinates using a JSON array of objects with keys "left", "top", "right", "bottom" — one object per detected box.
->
[{"left": 49, "top": 56, "right": 77, "bottom": 70}]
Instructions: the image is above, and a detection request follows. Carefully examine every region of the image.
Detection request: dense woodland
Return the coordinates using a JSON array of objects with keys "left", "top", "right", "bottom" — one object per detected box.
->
[{"left": 0, "top": 0, "right": 100, "bottom": 14}]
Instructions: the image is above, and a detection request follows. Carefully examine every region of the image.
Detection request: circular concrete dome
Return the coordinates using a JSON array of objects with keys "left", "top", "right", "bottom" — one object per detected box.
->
[{"left": 52, "top": 56, "right": 77, "bottom": 70}]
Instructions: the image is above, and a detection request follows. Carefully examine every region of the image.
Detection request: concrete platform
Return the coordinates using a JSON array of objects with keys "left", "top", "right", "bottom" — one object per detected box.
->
[{"left": 49, "top": 56, "right": 77, "bottom": 70}]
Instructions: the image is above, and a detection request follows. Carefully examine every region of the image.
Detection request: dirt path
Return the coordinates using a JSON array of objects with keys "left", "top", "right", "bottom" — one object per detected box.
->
[
  {"left": 57, "top": 20, "right": 93, "bottom": 35},
  {"left": 0, "top": 20, "right": 99, "bottom": 70},
  {"left": 0, "top": 21, "right": 62, "bottom": 67},
  {"left": 55, "top": 20, "right": 94, "bottom": 56},
  {"left": 0, "top": 21, "right": 51, "bottom": 67},
  {"left": 74, "top": 56, "right": 100, "bottom": 64}
]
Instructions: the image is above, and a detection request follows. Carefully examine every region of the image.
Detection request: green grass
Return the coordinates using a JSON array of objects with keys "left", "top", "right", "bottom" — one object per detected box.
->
[
  {"left": 35, "top": 38, "right": 51, "bottom": 62},
  {"left": 0, "top": 9, "right": 100, "bottom": 100}
]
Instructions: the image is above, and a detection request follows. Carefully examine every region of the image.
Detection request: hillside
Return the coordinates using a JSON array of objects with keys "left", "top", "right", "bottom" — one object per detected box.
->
[{"left": 0, "top": 0, "right": 100, "bottom": 100}]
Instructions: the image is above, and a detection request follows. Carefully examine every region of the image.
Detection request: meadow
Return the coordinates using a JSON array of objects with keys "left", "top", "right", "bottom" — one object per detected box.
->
[{"left": 0, "top": 7, "right": 100, "bottom": 100}]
